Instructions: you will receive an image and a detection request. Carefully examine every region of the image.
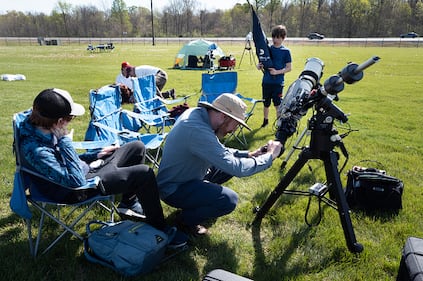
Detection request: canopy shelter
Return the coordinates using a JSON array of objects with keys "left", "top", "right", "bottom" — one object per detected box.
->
[{"left": 173, "top": 39, "right": 225, "bottom": 69}]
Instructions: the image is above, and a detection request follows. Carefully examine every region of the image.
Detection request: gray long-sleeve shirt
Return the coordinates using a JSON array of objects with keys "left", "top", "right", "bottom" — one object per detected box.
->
[{"left": 157, "top": 107, "right": 273, "bottom": 199}]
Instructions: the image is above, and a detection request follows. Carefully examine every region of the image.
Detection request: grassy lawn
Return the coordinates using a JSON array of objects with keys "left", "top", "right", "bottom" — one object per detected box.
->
[{"left": 0, "top": 42, "right": 422, "bottom": 281}]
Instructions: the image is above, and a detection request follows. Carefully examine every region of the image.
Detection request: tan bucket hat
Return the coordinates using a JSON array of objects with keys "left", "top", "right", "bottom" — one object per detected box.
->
[{"left": 198, "top": 93, "right": 251, "bottom": 131}]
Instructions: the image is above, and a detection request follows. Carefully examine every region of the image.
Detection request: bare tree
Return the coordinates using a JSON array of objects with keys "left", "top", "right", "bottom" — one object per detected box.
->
[
  {"left": 0, "top": 0, "right": 421, "bottom": 38},
  {"left": 266, "top": 0, "right": 281, "bottom": 30},
  {"left": 182, "top": 0, "right": 197, "bottom": 35},
  {"left": 164, "top": 0, "right": 185, "bottom": 36},
  {"left": 74, "top": 5, "right": 106, "bottom": 37},
  {"left": 111, "top": 0, "right": 130, "bottom": 36},
  {"left": 55, "top": 1, "right": 73, "bottom": 36},
  {"left": 128, "top": 6, "right": 151, "bottom": 36}
]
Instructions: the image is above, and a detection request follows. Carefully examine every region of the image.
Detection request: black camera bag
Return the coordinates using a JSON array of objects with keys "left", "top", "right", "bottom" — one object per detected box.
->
[
  {"left": 345, "top": 166, "right": 404, "bottom": 211},
  {"left": 397, "top": 236, "right": 423, "bottom": 281}
]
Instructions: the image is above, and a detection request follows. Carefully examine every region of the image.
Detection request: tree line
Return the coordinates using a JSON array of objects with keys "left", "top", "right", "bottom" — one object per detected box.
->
[{"left": 0, "top": 0, "right": 421, "bottom": 39}]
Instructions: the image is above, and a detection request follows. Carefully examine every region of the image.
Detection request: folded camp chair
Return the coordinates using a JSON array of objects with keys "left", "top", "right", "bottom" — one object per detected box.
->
[
  {"left": 84, "top": 84, "right": 166, "bottom": 168},
  {"left": 199, "top": 71, "right": 263, "bottom": 147},
  {"left": 131, "top": 75, "right": 176, "bottom": 133},
  {"left": 10, "top": 110, "right": 115, "bottom": 257}
]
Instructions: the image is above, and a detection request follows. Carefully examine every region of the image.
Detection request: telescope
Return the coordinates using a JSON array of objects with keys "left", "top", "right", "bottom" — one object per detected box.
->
[
  {"left": 275, "top": 56, "right": 380, "bottom": 144},
  {"left": 254, "top": 56, "right": 380, "bottom": 253}
]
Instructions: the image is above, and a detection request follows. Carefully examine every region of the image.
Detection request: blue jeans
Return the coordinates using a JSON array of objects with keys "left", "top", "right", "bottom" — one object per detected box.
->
[{"left": 163, "top": 178, "right": 238, "bottom": 226}]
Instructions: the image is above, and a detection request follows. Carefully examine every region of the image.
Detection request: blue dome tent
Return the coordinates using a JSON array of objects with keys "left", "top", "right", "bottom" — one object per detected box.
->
[{"left": 173, "top": 39, "right": 225, "bottom": 70}]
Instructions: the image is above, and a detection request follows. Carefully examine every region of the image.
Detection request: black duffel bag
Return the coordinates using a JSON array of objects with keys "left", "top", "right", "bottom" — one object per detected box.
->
[{"left": 345, "top": 165, "right": 404, "bottom": 211}]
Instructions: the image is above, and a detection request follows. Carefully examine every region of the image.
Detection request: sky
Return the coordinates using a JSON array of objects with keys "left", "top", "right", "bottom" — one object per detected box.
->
[{"left": 0, "top": 0, "right": 246, "bottom": 14}]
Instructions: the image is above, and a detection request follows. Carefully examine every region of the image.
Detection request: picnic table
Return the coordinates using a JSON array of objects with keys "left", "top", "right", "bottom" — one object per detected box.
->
[{"left": 87, "top": 43, "right": 115, "bottom": 52}]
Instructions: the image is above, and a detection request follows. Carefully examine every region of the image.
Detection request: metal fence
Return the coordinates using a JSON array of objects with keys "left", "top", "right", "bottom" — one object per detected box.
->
[{"left": 0, "top": 37, "right": 421, "bottom": 48}]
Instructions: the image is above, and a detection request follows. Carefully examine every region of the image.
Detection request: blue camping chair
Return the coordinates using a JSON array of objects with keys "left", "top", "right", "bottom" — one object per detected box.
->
[
  {"left": 84, "top": 84, "right": 167, "bottom": 168},
  {"left": 199, "top": 71, "right": 263, "bottom": 147},
  {"left": 131, "top": 75, "right": 176, "bottom": 133},
  {"left": 10, "top": 110, "right": 115, "bottom": 257}
]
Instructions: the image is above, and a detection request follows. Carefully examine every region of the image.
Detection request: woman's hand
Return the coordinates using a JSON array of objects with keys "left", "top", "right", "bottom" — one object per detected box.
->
[
  {"left": 51, "top": 124, "right": 69, "bottom": 139},
  {"left": 97, "top": 145, "right": 119, "bottom": 159}
]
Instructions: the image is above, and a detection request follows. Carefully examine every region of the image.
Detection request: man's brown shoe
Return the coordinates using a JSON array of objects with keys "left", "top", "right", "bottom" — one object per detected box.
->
[{"left": 191, "top": 224, "right": 209, "bottom": 236}]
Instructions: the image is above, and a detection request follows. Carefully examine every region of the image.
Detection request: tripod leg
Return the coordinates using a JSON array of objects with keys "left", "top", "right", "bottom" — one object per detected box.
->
[
  {"left": 324, "top": 152, "right": 363, "bottom": 253},
  {"left": 281, "top": 127, "right": 309, "bottom": 170},
  {"left": 253, "top": 150, "right": 309, "bottom": 224},
  {"left": 239, "top": 49, "right": 246, "bottom": 68}
]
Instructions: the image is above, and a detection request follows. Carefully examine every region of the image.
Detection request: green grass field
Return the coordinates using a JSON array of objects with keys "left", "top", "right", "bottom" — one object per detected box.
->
[{"left": 0, "top": 43, "right": 422, "bottom": 281}]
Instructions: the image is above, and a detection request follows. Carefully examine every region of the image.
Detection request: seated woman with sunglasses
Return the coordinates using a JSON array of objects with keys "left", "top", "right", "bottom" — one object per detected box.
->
[{"left": 19, "top": 88, "right": 187, "bottom": 248}]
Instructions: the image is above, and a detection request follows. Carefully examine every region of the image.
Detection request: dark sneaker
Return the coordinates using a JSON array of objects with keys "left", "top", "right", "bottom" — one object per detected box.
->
[
  {"left": 169, "top": 89, "right": 176, "bottom": 99},
  {"left": 117, "top": 200, "right": 146, "bottom": 220},
  {"left": 261, "top": 118, "right": 269, "bottom": 128},
  {"left": 165, "top": 226, "right": 188, "bottom": 249}
]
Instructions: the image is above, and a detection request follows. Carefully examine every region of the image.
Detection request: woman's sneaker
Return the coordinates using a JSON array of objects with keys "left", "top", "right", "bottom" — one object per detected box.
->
[{"left": 117, "top": 200, "right": 146, "bottom": 220}]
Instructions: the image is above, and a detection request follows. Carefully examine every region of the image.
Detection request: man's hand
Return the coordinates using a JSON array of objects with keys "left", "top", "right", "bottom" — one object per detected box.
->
[
  {"left": 250, "top": 140, "right": 283, "bottom": 160},
  {"left": 265, "top": 140, "right": 283, "bottom": 160}
]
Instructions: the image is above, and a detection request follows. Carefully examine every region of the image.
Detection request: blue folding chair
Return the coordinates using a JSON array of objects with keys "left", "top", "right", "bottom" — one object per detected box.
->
[
  {"left": 199, "top": 71, "right": 263, "bottom": 147},
  {"left": 199, "top": 71, "right": 238, "bottom": 103},
  {"left": 10, "top": 110, "right": 115, "bottom": 257},
  {"left": 84, "top": 84, "right": 166, "bottom": 168},
  {"left": 131, "top": 75, "right": 176, "bottom": 133}
]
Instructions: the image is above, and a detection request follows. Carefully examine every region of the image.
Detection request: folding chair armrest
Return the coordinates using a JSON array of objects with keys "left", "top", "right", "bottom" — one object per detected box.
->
[
  {"left": 124, "top": 108, "right": 169, "bottom": 119},
  {"left": 88, "top": 176, "right": 106, "bottom": 194},
  {"left": 123, "top": 109, "right": 168, "bottom": 126},
  {"left": 140, "top": 133, "right": 168, "bottom": 150},
  {"left": 72, "top": 140, "right": 112, "bottom": 150},
  {"left": 235, "top": 93, "right": 264, "bottom": 104},
  {"left": 140, "top": 96, "right": 161, "bottom": 103},
  {"left": 92, "top": 121, "right": 139, "bottom": 138},
  {"left": 134, "top": 101, "right": 168, "bottom": 114},
  {"left": 20, "top": 166, "right": 103, "bottom": 192},
  {"left": 159, "top": 94, "right": 192, "bottom": 105}
]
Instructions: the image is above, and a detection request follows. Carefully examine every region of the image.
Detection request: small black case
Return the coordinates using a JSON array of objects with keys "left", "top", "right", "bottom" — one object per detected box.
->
[{"left": 397, "top": 237, "right": 423, "bottom": 281}]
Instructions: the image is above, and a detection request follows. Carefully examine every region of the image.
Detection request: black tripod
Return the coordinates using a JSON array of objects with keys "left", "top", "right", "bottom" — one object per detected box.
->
[
  {"left": 238, "top": 33, "right": 256, "bottom": 68},
  {"left": 253, "top": 97, "right": 364, "bottom": 253}
]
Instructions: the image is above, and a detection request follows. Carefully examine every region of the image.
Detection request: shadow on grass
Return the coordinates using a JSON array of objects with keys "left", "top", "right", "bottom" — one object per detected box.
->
[
  {"left": 250, "top": 210, "right": 338, "bottom": 281},
  {"left": 249, "top": 163, "right": 363, "bottom": 281},
  {"left": 0, "top": 212, "right": 89, "bottom": 280},
  {"left": 154, "top": 210, "right": 243, "bottom": 280}
]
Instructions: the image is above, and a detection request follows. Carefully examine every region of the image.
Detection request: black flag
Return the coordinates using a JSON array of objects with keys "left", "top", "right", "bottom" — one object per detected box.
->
[{"left": 251, "top": 5, "right": 273, "bottom": 69}]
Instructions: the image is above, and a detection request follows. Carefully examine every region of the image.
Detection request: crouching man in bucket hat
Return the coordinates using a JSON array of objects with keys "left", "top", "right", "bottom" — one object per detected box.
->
[{"left": 157, "top": 93, "right": 282, "bottom": 236}]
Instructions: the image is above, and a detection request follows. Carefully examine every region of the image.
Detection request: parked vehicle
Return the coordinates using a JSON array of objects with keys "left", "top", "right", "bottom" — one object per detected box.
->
[
  {"left": 400, "top": 32, "right": 419, "bottom": 38},
  {"left": 307, "top": 32, "right": 325, "bottom": 40}
]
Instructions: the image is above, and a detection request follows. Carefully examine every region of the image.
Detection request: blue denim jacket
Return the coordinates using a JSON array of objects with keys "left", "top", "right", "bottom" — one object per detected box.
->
[{"left": 20, "top": 116, "right": 97, "bottom": 188}]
